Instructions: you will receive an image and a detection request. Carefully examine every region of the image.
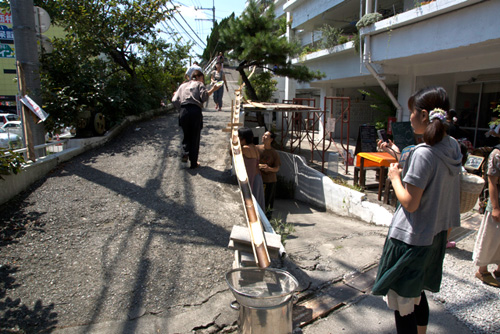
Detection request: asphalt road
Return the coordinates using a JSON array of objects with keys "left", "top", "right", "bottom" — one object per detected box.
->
[{"left": 0, "top": 76, "right": 246, "bottom": 333}]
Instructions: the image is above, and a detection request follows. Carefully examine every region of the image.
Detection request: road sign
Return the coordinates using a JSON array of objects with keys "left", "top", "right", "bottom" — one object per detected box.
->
[{"left": 34, "top": 6, "right": 50, "bottom": 34}]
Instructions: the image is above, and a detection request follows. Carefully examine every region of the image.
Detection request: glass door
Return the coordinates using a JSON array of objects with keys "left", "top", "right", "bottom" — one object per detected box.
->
[{"left": 456, "top": 82, "right": 500, "bottom": 147}]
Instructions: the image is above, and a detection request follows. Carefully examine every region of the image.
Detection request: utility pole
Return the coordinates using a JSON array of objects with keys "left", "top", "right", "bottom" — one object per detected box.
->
[
  {"left": 195, "top": 0, "right": 215, "bottom": 29},
  {"left": 10, "top": 0, "right": 45, "bottom": 161}
]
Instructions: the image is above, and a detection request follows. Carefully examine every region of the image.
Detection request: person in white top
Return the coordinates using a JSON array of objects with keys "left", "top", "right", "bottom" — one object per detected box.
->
[{"left": 184, "top": 61, "right": 203, "bottom": 81}]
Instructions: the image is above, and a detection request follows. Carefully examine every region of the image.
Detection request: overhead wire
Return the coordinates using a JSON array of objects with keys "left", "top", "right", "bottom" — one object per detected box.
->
[
  {"left": 161, "top": 20, "right": 184, "bottom": 42},
  {"left": 177, "top": 10, "right": 207, "bottom": 47},
  {"left": 170, "top": 15, "right": 204, "bottom": 49},
  {"left": 165, "top": 0, "right": 226, "bottom": 57},
  {"left": 159, "top": 14, "right": 200, "bottom": 59},
  {"left": 160, "top": 21, "right": 198, "bottom": 58}
]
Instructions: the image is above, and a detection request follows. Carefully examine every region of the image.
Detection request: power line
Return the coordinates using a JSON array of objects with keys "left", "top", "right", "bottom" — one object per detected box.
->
[
  {"left": 170, "top": 17, "right": 202, "bottom": 49},
  {"left": 170, "top": 15, "right": 205, "bottom": 50},
  {"left": 161, "top": 23, "right": 199, "bottom": 59},
  {"left": 161, "top": 21, "right": 183, "bottom": 43},
  {"left": 161, "top": 21, "right": 196, "bottom": 55},
  {"left": 177, "top": 10, "right": 207, "bottom": 47},
  {"left": 174, "top": 1, "right": 190, "bottom": 6}
]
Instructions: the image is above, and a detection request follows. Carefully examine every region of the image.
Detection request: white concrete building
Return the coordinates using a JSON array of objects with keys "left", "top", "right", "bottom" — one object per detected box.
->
[{"left": 273, "top": 0, "right": 500, "bottom": 147}]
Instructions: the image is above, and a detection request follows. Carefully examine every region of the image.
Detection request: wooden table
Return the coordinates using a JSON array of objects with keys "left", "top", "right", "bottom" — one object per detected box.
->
[{"left": 354, "top": 152, "right": 398, "bottom": 201}]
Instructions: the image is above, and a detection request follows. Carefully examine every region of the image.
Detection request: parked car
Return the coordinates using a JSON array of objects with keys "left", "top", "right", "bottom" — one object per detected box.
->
[
  {"left": 0, "top": 128, "right": 22, "bottom": 149},
  {"left": 0, "top": 113, "right": 20, "bottom": 125},
  {"left": 1, "top": 121, "right": 23, "bottom": 137}
]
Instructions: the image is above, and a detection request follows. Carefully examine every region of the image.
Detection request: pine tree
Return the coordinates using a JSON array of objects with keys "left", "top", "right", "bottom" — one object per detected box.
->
[
  {"left": 220, "top": 0, "right": 323, "bottom": 101},
  {"left": 202, "top": 14, "right": 234, "bottom": 62}
]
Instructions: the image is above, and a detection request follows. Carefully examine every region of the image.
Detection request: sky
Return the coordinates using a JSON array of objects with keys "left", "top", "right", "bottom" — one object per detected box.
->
[{"left": 162, "top": 0, "right": 247, "bottom": 61}]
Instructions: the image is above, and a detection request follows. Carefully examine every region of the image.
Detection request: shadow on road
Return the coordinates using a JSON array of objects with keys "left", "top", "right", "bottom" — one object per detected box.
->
[{"left": 0, "top": 265, "right": 58, "bottom": 333}]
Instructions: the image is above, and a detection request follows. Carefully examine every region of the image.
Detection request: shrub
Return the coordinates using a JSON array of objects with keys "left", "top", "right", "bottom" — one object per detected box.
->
[
  {"left": 0, "top": 150, "right": 25, "bottom": 180},
  {"left": 320, "top": 24, "right": 344, "bottom": 49},
  {"left": 269, "top": 214, "right": 295, "bottom": 245},
  {"left": 246, "top": 72, "right": 278, "bottom": 103},
  {"left": 356, "top": 13, "right": 383, "bottom": 29}
]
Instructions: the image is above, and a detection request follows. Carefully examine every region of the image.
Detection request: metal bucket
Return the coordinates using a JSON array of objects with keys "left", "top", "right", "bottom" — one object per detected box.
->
[{"left": 226, "top": 267, "right": 299, "bottom": 334}]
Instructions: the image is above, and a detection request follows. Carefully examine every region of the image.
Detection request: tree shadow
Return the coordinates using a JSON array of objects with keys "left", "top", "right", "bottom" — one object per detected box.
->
[
  {"left": 0, "top": 113, "right": 235, "bottom": 332},
  {"left": 0, "top": 265, "right": 58, "bottom": 333},
  {"left": 0, "top": 180, "right": 49, "bottom": 248},
  {"left": 0, "top": 210, "right": 46, "bottom": 248}
]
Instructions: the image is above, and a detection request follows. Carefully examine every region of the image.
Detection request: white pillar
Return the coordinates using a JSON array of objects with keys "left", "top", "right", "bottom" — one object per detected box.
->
[
  {"left": 397, "top": 73, "right": 415, "bottom": 121},
  {"left": 285, "top": 12, "right": 296, "bottom": 101}
]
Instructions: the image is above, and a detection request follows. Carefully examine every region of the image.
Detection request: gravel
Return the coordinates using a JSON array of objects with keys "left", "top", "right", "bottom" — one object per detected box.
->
[
  {"left": 0, "top": 110, "right": 244, "bottom": 333},
  {"left": 432, "top": 231, "right": 500, "bottom": 334}
]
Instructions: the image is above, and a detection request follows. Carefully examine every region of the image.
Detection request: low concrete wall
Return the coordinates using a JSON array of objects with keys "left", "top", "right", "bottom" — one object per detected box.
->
[
  {"left": 1, "top": 107, "right": 174, "bottom": 206},
  {"left": 277, "top": 151, "right": 393, "bottom": 226}
]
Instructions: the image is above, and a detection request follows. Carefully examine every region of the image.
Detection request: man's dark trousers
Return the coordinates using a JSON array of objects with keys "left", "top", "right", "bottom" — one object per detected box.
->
[{"left": 179, "top": 104, "right": 203, "bottom": 167}]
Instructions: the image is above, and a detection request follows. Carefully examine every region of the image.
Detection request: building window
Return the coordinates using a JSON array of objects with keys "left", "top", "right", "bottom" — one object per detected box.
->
[{"left": 456, "top": 82, "right": 500, "bottom": 147}]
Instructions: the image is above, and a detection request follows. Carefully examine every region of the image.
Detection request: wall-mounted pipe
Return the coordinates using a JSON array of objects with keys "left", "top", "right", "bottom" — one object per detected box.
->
[{"left": 362, "top": 0, "right": 403, "bottom": 120}]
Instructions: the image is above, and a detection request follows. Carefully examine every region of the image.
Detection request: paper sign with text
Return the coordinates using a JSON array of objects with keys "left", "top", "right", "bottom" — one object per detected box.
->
[{"left": 21, "top": 95, "right": 49, "bottom": 122}]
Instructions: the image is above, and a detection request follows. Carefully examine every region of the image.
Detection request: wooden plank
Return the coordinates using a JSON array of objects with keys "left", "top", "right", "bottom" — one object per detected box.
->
[
  {"left": 240, "top": 251, "right": 257, "bottom": 267},
  {"left": 242, "top": 102, "right": 318, "bottom": 111},
  {"left": 293, "top": 284, "right": 361, "bottom": 327},
  {"left": 222, "top": 128, "right": 232, "bottom": 133},
  {"left": 343, "top": 266, "right": 378, "bottom": 293},
  {"left": 227, "top": 122, "right": 243, "bottom": 127},
  {"left": 230, "top": 225, "right": 282, "bottom": 251},
  {"left": 228, "top": 240, "right": 280, "bottom": 259}
]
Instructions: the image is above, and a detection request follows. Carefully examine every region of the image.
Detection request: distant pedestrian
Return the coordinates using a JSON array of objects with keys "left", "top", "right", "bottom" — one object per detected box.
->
[
  {"left": 185, "top": 61, "right": 203, "bottom": 81},
  {"left": 216, "top": 51, "right": 224, "bottom": 69},
  {"left": 238, "top": 127, "right": 265, "bottom": 210},
  {"left": 257, "top": 131, "right": 280, "bottom": 218},
  {"left": 210, "top": 62, "right": 228, "bottom": 111},
  {"left": 172, "top": 70, "right": 220, "bottom": 169},
  {"left": 372, "top": 86, "right": 463, "bottom": 334},
  {"left": 472, "top": 144, "right": 500, "bottom": 288}
]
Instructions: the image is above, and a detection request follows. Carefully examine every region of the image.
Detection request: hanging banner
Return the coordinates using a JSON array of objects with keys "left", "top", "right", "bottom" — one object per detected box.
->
[{"left": 20, "top": 95, "right": 49, "bottom": 122}]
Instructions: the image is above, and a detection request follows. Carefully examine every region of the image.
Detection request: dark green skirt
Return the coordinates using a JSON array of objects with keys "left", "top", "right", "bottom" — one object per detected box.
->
[{"left": 372, "top": 230, "right": 447, "bottom": 298}]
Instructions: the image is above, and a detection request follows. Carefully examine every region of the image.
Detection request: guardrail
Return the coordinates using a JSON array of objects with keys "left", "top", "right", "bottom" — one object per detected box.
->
[{"left": 4, "top": 139, "right": 70, "bottom": 162}]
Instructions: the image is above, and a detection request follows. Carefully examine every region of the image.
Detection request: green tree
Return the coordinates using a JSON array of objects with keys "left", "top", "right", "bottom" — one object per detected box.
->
[
  {"left": 36, "top": 0, "right": 176, "bottom": 79},
  {"left": 201, "top": 14, "right": 234, "bottom": 63},
  {"left": 220, "top": 0, "right": 324, "bottom": 101},
  {"left": 22, "top": 0, "right": 190, "bottom": 135},
  {"left": 246, "top": 72, "right": 277, "bottom": 103}
]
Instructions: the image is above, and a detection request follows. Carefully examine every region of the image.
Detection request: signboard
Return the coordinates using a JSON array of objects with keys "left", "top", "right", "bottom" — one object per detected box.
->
[
  {"left": 391, "top": 122, "right": 415, "bottom": 149},
  {"left": 0, "top": 44, "right": 15, "bottom": 58},
  {"left": 0, "top": 12, "right": 12, "bottom": 24},
  {"left": 326, "top": 117, "right": 336, "bottom": 136},
  {"left": 354, "top": 125, "right": 378, "bottom": 156},
  {"left": 387, "top": 117, "right": 397, "bottom": 135},
  {"left": 21, "top": 95, "right": 49, "bottom": 122},
  {"left": 464, "top": 155, "right": 485, "bottom": 171},
  {"left": 0, "top": 25, "right": 13, "bottom": 41},
  {"left": 34, "top": 6, "right": 51, "bottom": 33}
]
